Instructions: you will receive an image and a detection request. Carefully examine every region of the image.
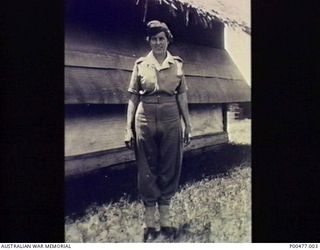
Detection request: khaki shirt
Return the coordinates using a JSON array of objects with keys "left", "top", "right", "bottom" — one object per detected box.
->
[{"left": 128, "top": 51, "right": 188, "bottom": 96}]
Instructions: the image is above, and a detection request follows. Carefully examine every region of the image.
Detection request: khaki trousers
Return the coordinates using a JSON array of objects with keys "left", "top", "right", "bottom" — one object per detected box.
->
[{"left": 134, "top": 98, "right": 183, "bottom": 207}]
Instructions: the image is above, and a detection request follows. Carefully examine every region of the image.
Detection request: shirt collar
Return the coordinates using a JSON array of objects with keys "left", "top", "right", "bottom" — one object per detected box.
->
[{"left": 145, "top": 51, "right": 175, "bottom": 71}]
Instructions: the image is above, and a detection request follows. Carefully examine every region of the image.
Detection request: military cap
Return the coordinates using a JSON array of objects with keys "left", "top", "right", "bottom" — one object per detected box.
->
[{"left": 146, "top": 20, "right": 173, "bottom": 41}]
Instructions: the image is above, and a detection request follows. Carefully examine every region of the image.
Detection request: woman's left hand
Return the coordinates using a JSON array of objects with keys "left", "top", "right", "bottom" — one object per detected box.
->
[
  {"left": 184, "top": 126, "right": 192, "bottom": 146},
  {"left": 124, "top": 128, "right": 135, "bottom": 150}
]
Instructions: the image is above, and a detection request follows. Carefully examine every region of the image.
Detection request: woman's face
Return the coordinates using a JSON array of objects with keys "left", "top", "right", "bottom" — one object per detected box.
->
[{"left": 149, "top": 31, "right": 169, "bottom": 56}]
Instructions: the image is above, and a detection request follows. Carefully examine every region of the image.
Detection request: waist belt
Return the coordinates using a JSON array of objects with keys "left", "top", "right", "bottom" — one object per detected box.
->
[{"left": 140, "top": 94, "right": 177, "bottom": 103}]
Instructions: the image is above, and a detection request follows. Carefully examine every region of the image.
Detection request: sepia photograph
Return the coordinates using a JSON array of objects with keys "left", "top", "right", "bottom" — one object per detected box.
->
[
  {"left": 3, "top": 0, "right": 318, "bottom": 244},
  {"left": 64, "top": 0, "right": 251, "bottom": 243}
]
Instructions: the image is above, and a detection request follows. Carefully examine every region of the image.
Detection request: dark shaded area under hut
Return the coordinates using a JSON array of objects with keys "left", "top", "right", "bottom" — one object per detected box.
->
[{"left": 65, "top": 143, "right": 251, "bottom": 219}]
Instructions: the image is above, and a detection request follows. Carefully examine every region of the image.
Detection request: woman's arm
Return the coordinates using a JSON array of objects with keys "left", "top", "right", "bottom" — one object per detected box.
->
[
  {"left": 177, "top": 92, "right": 192, "bottom": 145},
  {"left": 125, "top": 93, "right": 139, "bottom": 149}
]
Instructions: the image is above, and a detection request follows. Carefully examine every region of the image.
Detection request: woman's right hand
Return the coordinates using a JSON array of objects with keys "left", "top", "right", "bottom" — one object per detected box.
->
[
  {"left": 124, "top": 128, "right": 135, "bottom": 150},
  {"left": 183, "top": 126, "right": 192, "bottom": 146}
]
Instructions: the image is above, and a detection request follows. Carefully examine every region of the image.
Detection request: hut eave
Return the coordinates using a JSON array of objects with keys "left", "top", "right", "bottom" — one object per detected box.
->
[{"left": 136, "top": 0, "right": 251, "bottom": 34}]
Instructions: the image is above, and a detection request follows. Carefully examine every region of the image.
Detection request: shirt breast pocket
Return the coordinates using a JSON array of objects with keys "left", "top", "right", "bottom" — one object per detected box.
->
[{"left": 138, "top": 66, "right": 157, "bottom": 90}]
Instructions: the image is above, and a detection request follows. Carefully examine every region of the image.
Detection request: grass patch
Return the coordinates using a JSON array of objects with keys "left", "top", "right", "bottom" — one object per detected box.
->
[
  {"left": 228, "top": 118, "right": 251, "bottom": 145},
  {"left": 65, "top": 164, "right": 251, "bottom": 242},
  {"left": 65, "top": 117, "right": 251, "bottom": 242}
]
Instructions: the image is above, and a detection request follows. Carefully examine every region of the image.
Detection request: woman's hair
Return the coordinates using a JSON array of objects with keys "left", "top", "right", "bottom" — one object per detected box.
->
[{"left": 146, "top": 20, "right": 173, "bottom": 42}]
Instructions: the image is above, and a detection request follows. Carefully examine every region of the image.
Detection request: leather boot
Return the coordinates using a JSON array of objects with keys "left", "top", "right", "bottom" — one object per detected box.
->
[
  {"left": 143, "top": 227, "right": 160, "bottom": 242},
  {"left": 160, "top": 226, "right": 177, "bottom": 241}
]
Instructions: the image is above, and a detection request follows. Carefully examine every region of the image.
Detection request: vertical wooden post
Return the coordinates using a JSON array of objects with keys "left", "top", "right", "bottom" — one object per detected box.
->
[{"left": 222, "top": 103, "right": 228, "bottom": 132}]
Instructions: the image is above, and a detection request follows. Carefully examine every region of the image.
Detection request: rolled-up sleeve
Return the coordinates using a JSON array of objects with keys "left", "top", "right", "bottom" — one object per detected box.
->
[
  {"left": 128, "top": 63, "right": 140, "bottom": 95},
  {"left": 176, "top": 74, "right": 188, "bottom": 94}
]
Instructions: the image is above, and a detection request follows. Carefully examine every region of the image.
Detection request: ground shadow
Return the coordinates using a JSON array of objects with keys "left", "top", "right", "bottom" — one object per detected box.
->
[
  {"left": 180, "top": 143, "right": 251, "bottom": 185},
  {"left": 65, "top": 143, "right": 251, "bottom": 219}
]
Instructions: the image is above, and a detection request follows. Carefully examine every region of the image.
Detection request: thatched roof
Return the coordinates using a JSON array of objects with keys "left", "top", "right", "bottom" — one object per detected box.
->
[{"left": 136, "top": 0, "right": 250, "bottom": 34}]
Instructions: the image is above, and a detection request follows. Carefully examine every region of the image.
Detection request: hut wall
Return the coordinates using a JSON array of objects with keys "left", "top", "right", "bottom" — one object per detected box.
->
[
  {"left": 65, "top": 105, "right": 126, "bottom": 157},
  {"left": 64, "top": 4, "right": 250, "bottom": 175},
  {"left": 65, "top": 130, "right": 228, "bottom": 177},
  {"left": 65, "top": 104, "right": 223, "bottom": 157}
]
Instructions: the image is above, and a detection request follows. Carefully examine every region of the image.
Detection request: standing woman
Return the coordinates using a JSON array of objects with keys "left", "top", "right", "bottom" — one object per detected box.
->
[{"left": 125, "top": 20, "right": 192, "bottom": 242}]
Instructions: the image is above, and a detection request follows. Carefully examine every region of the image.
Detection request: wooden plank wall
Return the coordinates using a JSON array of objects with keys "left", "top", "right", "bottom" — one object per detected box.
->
[
  {"left": 65, "top": 132, "right": 229, "bottom": 177},
  {"left": 65, "top": 104, "right": 223, "bottom": 157}
]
